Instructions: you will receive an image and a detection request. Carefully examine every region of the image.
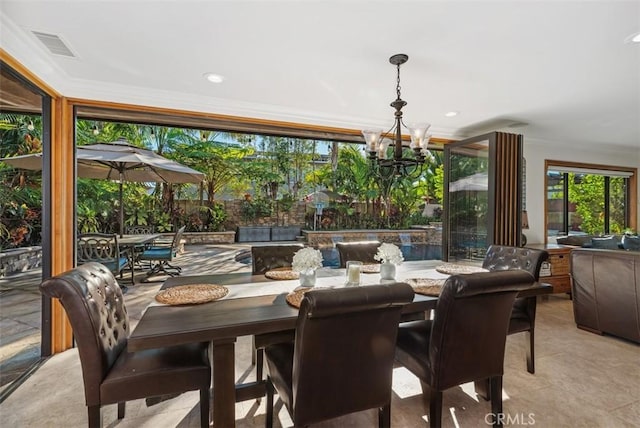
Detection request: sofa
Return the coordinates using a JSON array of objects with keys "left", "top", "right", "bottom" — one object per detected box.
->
[
  {"left": 557, "top": 233, "right": 640, "bottom": 251},
  {"left": 570, "top": 248, "right": 640, "bottom": 343}
]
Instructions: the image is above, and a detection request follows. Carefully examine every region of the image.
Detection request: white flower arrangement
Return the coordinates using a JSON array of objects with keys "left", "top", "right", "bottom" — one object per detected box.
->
[
  {"left": 291, "top": 247, "right": 324, "bottom": 272},
  {"left": 374, "top": 243, "right": 404, "bottom": 265}
]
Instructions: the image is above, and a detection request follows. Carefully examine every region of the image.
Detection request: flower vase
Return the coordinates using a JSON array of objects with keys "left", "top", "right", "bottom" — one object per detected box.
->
[
  {"left": 299, "top": 269, "right": 317, "bottom": 287},
  {"left": 380, "top": 262, "right": 396, "bottom": 280}
]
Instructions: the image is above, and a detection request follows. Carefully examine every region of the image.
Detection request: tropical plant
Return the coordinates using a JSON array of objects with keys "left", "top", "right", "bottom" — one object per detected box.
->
[
  {"left": 567, "top": 173, "right": 626, "bottom": 234},
  {"left": 168, "top": 132, "right": 251, "bottom": 203},
  {"left": 241, "top": 196, "right": 273, "bottom": 223}
]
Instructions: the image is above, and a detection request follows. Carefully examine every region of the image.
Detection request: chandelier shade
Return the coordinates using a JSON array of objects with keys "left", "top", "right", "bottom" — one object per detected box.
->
[{"left": 363, "top": 54, "right": 432, "bottom": 179}]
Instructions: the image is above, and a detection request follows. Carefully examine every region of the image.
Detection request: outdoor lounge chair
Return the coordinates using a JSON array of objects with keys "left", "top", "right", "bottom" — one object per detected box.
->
[{"left": 138, "top": 226, "right": 185, "bottom": 278}]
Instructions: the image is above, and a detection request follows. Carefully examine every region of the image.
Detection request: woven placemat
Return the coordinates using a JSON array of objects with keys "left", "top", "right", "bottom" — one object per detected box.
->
[
  {"left": 360, "top": 263, "right": 381, "bottom": 274},
  {"left": 155, "top": 284, "right": 229, "bottom": 305},
  {"left": 406, "top": 278, "right": 446, "bottom": 296},
  {"left": 435, "top": 263, "right": 489, "bottom": 275},
  {"left": 285, "top": 288, "right": 313, "bottom": 308},
  {"left": 265, "top": 267, "right": 300, "bottom": 280}
]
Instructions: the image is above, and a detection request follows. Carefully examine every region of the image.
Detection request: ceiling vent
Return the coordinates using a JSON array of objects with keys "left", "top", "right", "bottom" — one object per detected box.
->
[{"left": 32, "top": 31, "right": 76, "bottom": 58}]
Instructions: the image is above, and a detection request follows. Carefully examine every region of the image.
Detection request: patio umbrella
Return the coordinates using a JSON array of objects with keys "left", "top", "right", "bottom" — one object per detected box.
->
[
  {"left": 449, "top": 172, "right": 488, "bottom": 192},
  {"left": 1, "top": 139, "right": 204, "bottom": 236}
]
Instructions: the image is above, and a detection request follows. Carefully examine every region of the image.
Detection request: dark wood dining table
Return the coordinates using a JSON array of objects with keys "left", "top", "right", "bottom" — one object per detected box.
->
[{"left": 128, "top": 262, "right": 552, "bottom": 427}]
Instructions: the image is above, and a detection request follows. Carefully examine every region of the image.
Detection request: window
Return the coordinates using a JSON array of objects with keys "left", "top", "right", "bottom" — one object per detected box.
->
[{"left": 546, "top": 161, "right": 635, "bottom": 241}]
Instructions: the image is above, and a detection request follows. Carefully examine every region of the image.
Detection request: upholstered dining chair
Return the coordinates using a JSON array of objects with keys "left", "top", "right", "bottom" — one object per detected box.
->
[
  {"left": 265, "top": 283, "right": 415, "bottom": 428},
  {"left": 335, "top": 240, "right": 381, "bottom": 268},
  {"left": 138, "top": 225, "right": 185, "bottom": 278},
  {"left": 250, "top": 243, "right": 305, "bottom": 386},
  {"left": 482, "top": 245, "right": 549, "bottom": 374},
  {"left": 250, "top": 244, "right": 304, "bottom": 274},
  {"left": 39, "top": 262, "right": 211, "bottom": 428},
  {"left": 395, "top": 270, "right": 536, "bottom": 428}
]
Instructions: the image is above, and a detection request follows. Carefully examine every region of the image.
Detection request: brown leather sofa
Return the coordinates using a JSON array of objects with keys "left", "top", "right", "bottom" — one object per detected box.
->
[{"left": 570, "top": 248, "right": 640, "bottom": 343}]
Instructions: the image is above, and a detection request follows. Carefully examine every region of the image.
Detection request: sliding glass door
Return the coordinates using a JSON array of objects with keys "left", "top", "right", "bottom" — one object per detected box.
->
[
  {"left": 0, "top": 61, "right": 52, "bottom": 400},
  {"left": 444, "top": 132, "right": 522, "bottom": 261}
]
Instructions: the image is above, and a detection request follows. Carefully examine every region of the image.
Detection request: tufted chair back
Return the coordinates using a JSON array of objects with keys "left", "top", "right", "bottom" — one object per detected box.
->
[
  {"left": 40, "top": 262, "right": 129, "bottom": 407},
  {"left": 482, "top": 245, "right": 548, "bottom": 280},
  {"left": 251, "top": 244, "right": 304, "bottom": 274},
  {"left": 481, "top": 245, "right": 549, "bottom": 375},
  {"left": 335, "top": 241, "right": 382, "bottom": 268},
  {"left": 40, "top": 262, "right": 211, "bottom": 427}
]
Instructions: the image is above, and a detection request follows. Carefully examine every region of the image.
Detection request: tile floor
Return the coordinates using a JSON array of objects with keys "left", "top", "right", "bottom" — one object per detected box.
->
[{"left": 1, "top": 245, "right": 639, "bottom": 427}]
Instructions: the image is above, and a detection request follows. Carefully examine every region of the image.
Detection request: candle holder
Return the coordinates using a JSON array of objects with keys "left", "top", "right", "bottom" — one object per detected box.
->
[{"left": 345, "top": 261, "right": 362, "bottom": 286}]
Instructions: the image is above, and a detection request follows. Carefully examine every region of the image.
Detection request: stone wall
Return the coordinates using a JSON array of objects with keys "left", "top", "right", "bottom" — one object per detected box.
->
[
  {"left": 303, "top": 227, "right": 441, "bottom": 247},
  {"left": 156, "top": 231, "right": 236, "bottom": 247},
  {"left": 222, "top": 200, "right": 308, "bottom": 230},
  {"left": 181, "top": 231, "right": 236, "bottom": 245},
  {"left": 0, "top": 246, "right": 42, "bottom": 277}
]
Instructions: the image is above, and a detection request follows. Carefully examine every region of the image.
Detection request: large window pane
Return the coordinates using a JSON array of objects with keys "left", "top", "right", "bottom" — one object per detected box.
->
[{"left": 546, "top": 163, "right": 633, "bottom": 242}]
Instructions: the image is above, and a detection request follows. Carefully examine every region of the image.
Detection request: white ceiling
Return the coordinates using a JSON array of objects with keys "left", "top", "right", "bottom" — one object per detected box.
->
[{"left": 1, "top": 1, "right": 639, "bottom": 152}]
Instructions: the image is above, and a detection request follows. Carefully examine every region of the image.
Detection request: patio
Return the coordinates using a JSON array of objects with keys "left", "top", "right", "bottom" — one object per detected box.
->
[{"left": 0, "top": 243, "right": 254, "bottom": 395}]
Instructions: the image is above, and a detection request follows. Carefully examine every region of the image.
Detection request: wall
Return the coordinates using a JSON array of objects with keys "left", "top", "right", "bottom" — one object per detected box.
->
[
  {"left": 524, "top": 138, "right": 639, "bottom": 245},
  {"left": 222, "top": 200, "right": 307, "bottom": 229}
]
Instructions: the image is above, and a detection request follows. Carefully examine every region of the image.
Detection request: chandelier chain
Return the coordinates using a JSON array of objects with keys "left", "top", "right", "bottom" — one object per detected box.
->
[{"left": 396, "top": 63, "right": 402, "bottom": 100}]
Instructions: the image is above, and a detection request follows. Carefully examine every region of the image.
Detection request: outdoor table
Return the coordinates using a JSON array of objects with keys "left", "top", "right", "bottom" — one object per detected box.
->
[
  {"left": 117, "top": 233, "right": 161, "bottom": 248},
  {"left": 117, "top": 234, "right": 161, "bottom": 275},
  {"left": 128, "top": 260, "right": 552, "bottom": 427}
]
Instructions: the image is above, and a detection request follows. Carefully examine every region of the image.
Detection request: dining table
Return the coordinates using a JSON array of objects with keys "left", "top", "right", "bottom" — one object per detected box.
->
[{"left": 128, "top": 261, "right": 552, "bottom": 427}]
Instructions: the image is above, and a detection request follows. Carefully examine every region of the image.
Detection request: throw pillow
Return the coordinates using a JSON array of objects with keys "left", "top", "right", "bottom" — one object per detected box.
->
[
  {"left": 622, "top": 235, "right": 640, "bottom": 251},
  {"left": 557, "top": 235, "right": 592, "bottom": 246},
  {"left": 590, "top": 235, "right": 621, "bottom": 250}
]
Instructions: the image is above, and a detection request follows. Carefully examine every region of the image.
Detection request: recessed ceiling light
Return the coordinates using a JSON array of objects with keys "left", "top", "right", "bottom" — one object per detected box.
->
[
  {"left": 203, "top": 72, "right": 224, "bottom": 83},
  {"left": 445, "top": 111, "right": 459, "bottom": 117}
]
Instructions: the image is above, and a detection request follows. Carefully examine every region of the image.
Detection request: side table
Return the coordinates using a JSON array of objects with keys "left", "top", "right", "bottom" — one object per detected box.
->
[{"left": 526, "top": 244, "right": 572, "bottom": 294}]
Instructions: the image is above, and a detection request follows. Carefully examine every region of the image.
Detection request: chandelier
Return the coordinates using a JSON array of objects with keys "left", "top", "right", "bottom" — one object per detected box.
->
[{"left": 361, "top": 54, "right": 432, "bottom": 180}]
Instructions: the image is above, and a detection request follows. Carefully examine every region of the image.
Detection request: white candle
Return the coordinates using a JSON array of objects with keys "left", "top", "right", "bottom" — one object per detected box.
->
[{"left": 347, "top": 264, "right": 361, "bottom": 284}]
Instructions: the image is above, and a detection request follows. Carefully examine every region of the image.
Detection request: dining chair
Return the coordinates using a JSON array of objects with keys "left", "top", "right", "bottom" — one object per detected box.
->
[
  {"left": 395, "top": 270, "right": 536, "bottom": 428},
  {"left": 250, "top": 244, "right": 304, "bottom": 385},
  {"left": 335, "top": 240, "right": 381, "bottom": 268},
  {"left": 138, "top": 225, "right": 185, "bottom": 278},
  {"left": 124, "top": 225, "right": 155, "bottom": 234},
  {"left": 124, "top": 225, "right": 156, "bottom": 269},
  {"left": 39, "top": 262, "right": 211, "bottom": 428},
  {"left": 482, "top": 245, "right": 549, "bottom": 374},
  {"left": 77, "top": 233, "right": 133, "bottom": 288},
  {"left": 265, "top": 283, "right": 415, "bottom": 428},
  {"left": 250, "top": 244, "right": 304, "bottom": 274}
]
